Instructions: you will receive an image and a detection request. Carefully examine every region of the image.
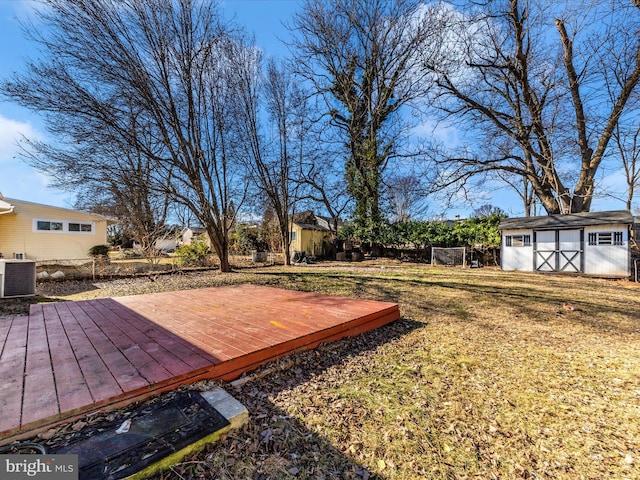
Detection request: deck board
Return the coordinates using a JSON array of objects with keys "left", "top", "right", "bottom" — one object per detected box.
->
[
  {"left": 0, "top": 317, "right": 13, "bottom": 351},
  {"left": 0, "top": 284, "right": 399, "bottom": 443},
  {"left": 43, "top": 304, "right": 94, "bottom": 415},
  {"left": 22, "top": 307, "right": 59, "bottom": 426},
  {"left": 53, "top": 302, "right": 124, "bottom": 405},
  {"left": 0, "top": 316, "right": 28, "bottom": 433}
]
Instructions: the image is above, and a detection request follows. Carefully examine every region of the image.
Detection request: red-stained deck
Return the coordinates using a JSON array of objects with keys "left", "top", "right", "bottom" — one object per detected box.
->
[{"left": 0, "top": 284, "right": 399, "bottom": 443}]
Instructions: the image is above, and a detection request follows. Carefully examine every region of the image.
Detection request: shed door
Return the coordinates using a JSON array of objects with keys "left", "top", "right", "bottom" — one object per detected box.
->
[
  {"left": 534, "top": 229, "right": 583, "bottom": 273},
  {"left": 535, "top": 230, "right": 556, "bottom": 272},
  {"left": 558, "top": 229, "right": 582, "bottom": 272}
]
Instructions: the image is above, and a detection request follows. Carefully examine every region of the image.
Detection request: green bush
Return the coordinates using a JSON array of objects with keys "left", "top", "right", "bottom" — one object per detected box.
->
[
  {"left": 338, "top": 212, "right": 506, "bottom": 249},
  {"left": 175, "top": 239, "right": 210, "bottom": 266}
]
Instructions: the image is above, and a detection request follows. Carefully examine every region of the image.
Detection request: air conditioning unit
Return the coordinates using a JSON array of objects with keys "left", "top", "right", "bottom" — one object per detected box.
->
[{"left": 0, "top": 260, "right": 37, "bottom": 298}]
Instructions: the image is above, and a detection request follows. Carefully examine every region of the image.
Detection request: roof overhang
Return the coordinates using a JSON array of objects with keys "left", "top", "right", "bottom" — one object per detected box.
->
[
  {"left": 499, "top": 210, "right": 634, "bottom": 231},
  {"left": 0, "top": 199, "right": 15, "bottom": 215}
]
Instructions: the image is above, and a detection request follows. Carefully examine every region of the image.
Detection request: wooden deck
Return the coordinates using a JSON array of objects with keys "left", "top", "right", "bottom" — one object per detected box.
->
[{"left": 0, "top": 284, "right": 399, "bottom": 443}]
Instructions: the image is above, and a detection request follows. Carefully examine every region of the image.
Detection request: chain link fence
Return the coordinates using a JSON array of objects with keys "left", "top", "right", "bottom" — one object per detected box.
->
[{"left": 34, "top": 253, "right": 279, "bottom": 281}]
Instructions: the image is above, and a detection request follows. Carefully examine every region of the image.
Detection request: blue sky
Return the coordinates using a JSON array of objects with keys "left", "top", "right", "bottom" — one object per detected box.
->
[
  {"left": 0, "top": 0, "right": 300, "bottom": 208},
  {"left": 0, "top": 0, "right": 631, "bottom": 217}
]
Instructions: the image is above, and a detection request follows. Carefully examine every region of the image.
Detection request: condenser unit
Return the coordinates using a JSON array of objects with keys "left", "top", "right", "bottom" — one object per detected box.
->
[{"left": 0, "top": 260, "right": 37, "bottom": 298}]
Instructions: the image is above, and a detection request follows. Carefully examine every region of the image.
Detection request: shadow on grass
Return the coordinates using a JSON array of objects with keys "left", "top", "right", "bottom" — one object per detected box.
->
[
  {"left": 0, "top": 295, "right": 61, "bottom": 317},
  {"left": 150, "top": 318, "right": 425, "bottom": 480}
]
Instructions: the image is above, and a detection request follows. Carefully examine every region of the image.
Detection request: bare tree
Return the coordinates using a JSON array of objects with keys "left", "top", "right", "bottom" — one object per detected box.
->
[
  {"left": 293, "top": 124, "right": 352, "bottom": 234},
  {"left": 1, "top": 0, "right": 249, "bottom": 271},
  {"left": 290, "top": 0, "right": 447, "bottom": 233},
  {"left": 472, "top": 204, "right": 505, "bottom": 218},
  {"left": 605, "top": 42, "right": 640, "bottom": 211},
  {"left": 612, "top": 121, "right": 640, "bottom": 211},
  {"left": 426, "top": 0, "right": 640, "bottom": 214},
  {"left": 233, "top": 54, "right": 310, "bottom": 265},
  {"left": 19, "top": 100, "right": 173, "bottom": 261},
  {"left": 495, "top": 171, "right": 538, "bottom": 216},
  {"left": 385, "top": 174, "right": 429, "bottom": 222}
]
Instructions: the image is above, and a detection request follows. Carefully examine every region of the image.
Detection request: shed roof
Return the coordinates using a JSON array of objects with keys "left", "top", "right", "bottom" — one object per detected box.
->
[{"left": 499, "top": 210, "right": 634, "bottom": 231}]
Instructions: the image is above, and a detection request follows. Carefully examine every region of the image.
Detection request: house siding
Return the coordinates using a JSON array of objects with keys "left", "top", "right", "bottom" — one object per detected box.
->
[{"left": 0, "top": 199, "right": 108, "bottom": 261}]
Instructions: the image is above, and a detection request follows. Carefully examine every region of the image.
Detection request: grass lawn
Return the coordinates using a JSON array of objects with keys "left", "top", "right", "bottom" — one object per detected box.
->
[
  {"left": 140, "top": 263, "right": 639, "bottom": 479},
  {"left": 14, "top": 261, "right": 640, "bottom": 479}
]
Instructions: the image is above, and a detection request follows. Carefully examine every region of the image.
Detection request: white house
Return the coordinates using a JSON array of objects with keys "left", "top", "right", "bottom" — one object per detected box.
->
[{"left": 499, "top": 210, "right": 636, "bottom": 278}]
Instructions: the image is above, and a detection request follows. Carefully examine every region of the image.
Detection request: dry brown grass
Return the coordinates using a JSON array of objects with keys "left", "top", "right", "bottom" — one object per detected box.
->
[
  {"left": 151, "top": 263, "right": 640, "bottom": 479},
  {"left": 315, "top": 266, "right": 637, "bottom": 478},
  {"left": 8, "top": 261, "right": 640, "bottom": 479}
]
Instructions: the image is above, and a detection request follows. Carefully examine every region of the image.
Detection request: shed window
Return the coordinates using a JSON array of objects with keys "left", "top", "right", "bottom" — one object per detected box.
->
[
  {"left": 614, "top": 232, "right": 623, "bottom": 245},
  {"left": 588, "top": 231, "right": 624, "bottom": 246},
  {"left": 290, "top": 231, "right": 297, "bottom": 241},
  {"left": 505, "top": 234, "right": 530, "bottom": 247}
]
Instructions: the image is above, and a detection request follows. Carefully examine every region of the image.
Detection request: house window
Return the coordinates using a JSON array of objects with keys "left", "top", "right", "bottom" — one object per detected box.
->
[
  {"left": 588, "top": 231, "right": 624, "bottom": 246},
  {"left": 37, "top": 220, "right": 63, "bottom": 231},
  {"left": 34, "top": 219, "right": 95, "bottom": 234},
  {"left": 69, "top": 223, "right": 93, "bottom": 233},
  {"left": 505, "top": 234, "right": 530, "bottom": 247},
  {"left": 290, "top": 231, "right": 297, "bottom": 241}
]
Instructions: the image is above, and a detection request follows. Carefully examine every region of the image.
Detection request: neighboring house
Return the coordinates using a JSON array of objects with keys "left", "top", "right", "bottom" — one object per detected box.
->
[
  {"left": 133, "top": 227, "right": 210, "bottom": 253},
  {"left": 180, "top": 226, "right": 208, "bottom": 247},
  {"left": 0, "top": 194, "right": 109, "bottom": 261},
  {"left": 290, "top": 214, "right": 339, "bottom": 258},
  {"left": 132, "top": 234, "right": 180, "bottom": 254},
  {"left": 154, "top": 237, "right": 179, "bottom": 253},
  {"left": 499, "top": 210, "right": 635, "bottom": 277}
]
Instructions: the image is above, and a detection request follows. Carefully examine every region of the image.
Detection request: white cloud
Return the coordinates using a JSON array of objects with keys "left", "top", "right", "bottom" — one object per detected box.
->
[
  {"left": 591, "top": 166, "right": 635, "bottom": 211},
  {"left": 5, "top": 0, "right": 44, "bottom": 20},
  {"left": 0, "top": 114, "right": 42, "bottom": 163},
  {"left": 0, "top": 113, "right": 72, "bottom": 206},
  {"left": 412, "top": 117, "right": 461, "bottom": 146}
]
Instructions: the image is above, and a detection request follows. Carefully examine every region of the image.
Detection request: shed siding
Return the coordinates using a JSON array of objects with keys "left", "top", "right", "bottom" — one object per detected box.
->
[
  {"left": 0, "top": 200, "right": 107, "bottom": 261},
  {"left": 501, "top": 229, "right": 534, "bottom": 271},
  {"left": 290, "top": 224, "right": 303, "bottom": 253},
  {"left": 291, "top": 224, "right": 328, "bottom": 257},
  {"left": 583, "top": 224, "right": 629, "bottom": 277}
]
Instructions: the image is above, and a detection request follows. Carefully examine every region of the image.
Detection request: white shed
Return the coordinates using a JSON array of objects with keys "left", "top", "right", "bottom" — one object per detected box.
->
[{"left": 499, "top": 210, "right": 635, "bottom": 278}]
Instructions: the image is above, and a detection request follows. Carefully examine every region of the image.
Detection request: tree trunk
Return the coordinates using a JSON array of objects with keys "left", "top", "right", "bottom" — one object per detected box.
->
[
  {"left": 282, "top": 233, "right": 291, "bottom": 266},
  {"left": 208, "top": 227, "right": 232, "bottom": 273},
  {"left": 218, "top": 248, "right": 231, "bottom": 273}
]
